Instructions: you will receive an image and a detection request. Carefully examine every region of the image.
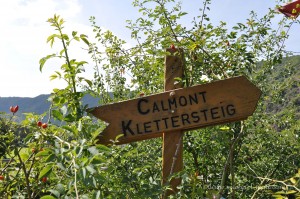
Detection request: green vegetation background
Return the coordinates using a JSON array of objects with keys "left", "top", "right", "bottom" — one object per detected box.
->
[{"left": 0, "top": 0, "right": 300, "bottom": 198}]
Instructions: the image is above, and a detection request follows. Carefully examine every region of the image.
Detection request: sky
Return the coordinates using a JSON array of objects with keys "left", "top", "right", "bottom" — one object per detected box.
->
[{"left": 0, "top": 0, "right": 298, "bottom": 97}]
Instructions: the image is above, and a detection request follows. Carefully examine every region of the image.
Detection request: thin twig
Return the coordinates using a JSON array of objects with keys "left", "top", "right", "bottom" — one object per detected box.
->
[
  {"left": 257, "top": 176, "right": 300, "bottom": 192},
  {"left": 73, "top": 158, "right": 79, "bottom": 199}
]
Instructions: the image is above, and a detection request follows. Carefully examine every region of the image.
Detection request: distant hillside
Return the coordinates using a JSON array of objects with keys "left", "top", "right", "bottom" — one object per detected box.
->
[
  {"left": 0, "top": 94, "right": 101, "bottom": 115},
  {"left": 0, "top": 94, "right": 50, "bottom": 115},
  {"left": 264, "top": 55, "right": 300, "bottom": 118}
]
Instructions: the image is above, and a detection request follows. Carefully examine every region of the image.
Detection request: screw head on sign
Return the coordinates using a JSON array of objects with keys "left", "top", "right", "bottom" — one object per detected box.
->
[{"left": 169, "top": 91, "right": 176, "bottom": 97}]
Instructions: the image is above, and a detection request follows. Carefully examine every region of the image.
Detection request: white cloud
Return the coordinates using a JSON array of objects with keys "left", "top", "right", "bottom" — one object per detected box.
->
[{"left": 0, "top": 0, "right": 95, "bottom": 97}]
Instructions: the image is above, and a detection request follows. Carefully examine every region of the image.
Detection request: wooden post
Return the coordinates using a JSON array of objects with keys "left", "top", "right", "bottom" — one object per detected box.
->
[{"left": 162, "top": 48, "right": 184, "bottom": 197}]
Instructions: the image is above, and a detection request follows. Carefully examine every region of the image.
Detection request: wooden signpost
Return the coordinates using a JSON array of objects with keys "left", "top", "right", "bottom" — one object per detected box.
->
[
  {"left": 88, "top": 48, "right": 262, "bottom": 197},
  {"left": 88, "top": 76, "right": 261, "bottom": 145}
]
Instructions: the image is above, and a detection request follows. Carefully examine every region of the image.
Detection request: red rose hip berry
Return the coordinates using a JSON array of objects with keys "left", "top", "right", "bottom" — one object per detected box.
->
[
  {"left": 37, "top": 121, "right": 42, "bottom": 127},
  {"left": 41, "top": 123, "right": 48, "bottom": 129},
  {"left": 42, "top": 177, "right": 47, "bottom": 183},
  {"left": 10, "top": 105, "right": 19, "bottom": 113}
]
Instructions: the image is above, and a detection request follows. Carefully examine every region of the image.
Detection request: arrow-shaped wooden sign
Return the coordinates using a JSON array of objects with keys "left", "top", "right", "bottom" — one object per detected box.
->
[{"left": 88, "top": 76, "right": 261, "bottom": 145}]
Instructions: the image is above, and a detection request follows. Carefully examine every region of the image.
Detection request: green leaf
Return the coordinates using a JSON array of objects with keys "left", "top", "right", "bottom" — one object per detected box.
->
[
  {"left": 72, "top": 31, "right": 77, "bottom": 37},
  {"left": 179, "top": 12, "right": 188, "bottom": 17},
  {"left": 80, "top": 34, "right": 90, "bottom": 45},
  {"left": 47, "top": 34, "right": 59, "bottom": 47},
  {"left": 75, "top": 146, "right": 83, "bottom": 157},
  {"left": 60, "top": 105, "right": 68, "bottom": 116},
  {"left": 96, "top": 144, "right": 111, "bottom": 152},
  {"left": 287, "top": 190, "right": 297, "bottom": 194},
  {"left": 80, "top": 34, "right": 88, "bottom": 38},
  {"left": 49, "top": 74, "right": 58, "bottom": 81},
  {"left": 86, "top": 165, "right": 96, "bottom": 174},
  {"left": 81, "top": 195, "right": 90, "bottom": 199},
  {"left": 220, "top": 126, "right": 230, "bottom": 131},
  {"left": 290, "top": 177, "right": 297, "bottom": 184},
  {"left": 45, "top": 154, "right": 56, "bottom": 163},
  {"left": 35, "top": 150, "right": 52, "bottom": 157},
  {"left": 59, "top": 18, "right": 64, "bottom": 26},
  {"left": 62, "top": 125, "right": 76, "bottom": 133},
  {"left": 52, "top": 88, "right": 60, "bottom": 93},
  {"left": 115, "top": 134, "right": 124, "bottom": 142},
  {"left": 93, "top": 191, "right": 101, "bottom": 199},
  {"left": 40, "top": 196, "right": 56, "bottom": 199},
  {"left": 77, "top": 61, "right": 88, "bottom": 66},
  {"left": 90, "top": 157, "right": 104, "bottom": 164},
  {"left": 174, "top": 77, "right": 182, "bottom": 82},
  {"left": 92, "top": 177, "right": 97, "bottom": 187},
  {"left": 59, "top": 49, "right": 65, "bottom": 56},
  {"left": 39, "top": 165, "right": 53, "bottom": 179},
  {"left": 24, "top": 133, "right": 34, "bottom": 143},
  {"left": 88, "top": 146, "right": 99, "bottom": 155},
  {"left": 39, "top": 54, "right": 56, "bottom": 72},
  {"left": 57, "top": 163, "right": 66, "bottom": 170},
  {"left": 56, "top": 184, "right": 65, "bottom": 194},
  {"left": 19, "top": 148, "right": 29, "bottom": 161},
  {"left": 81, "top": 167, "right": 86, "bottom": 179},
  {"left": 62, "top": 34, "right": 69, "bottom": 41},
  {"left": 274, "top": 191, "right": 287, "bottom": 194},
  {"left": 64, "top": 114, "right": 76, "bottom": 122},
  {"left": 271, "top": 195, "right": 284, "bottom": 199},
  {"left": 52, "top": 109, "right": 64, "bottom": 121},
  {"left": 49, "top": 190, "right": 60, "bottom": 198},
  {"left": 84, "top": 79, "right": 93, "bottom": 87},
  {"left": 55, "top": 71, "right": 62, "bottom": 77}
]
